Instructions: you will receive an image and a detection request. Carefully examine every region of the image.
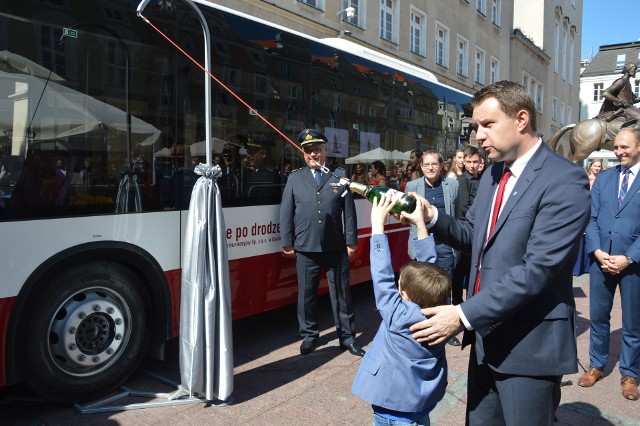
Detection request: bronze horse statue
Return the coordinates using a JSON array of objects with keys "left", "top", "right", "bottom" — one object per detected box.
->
[{"left": 546, "top": 116, "right": 638, "bottom": 162}]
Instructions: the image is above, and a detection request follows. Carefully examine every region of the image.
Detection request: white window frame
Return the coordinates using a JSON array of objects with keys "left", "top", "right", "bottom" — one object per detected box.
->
[
  {"left": 561, "top": 24, "right": 568, "bottom": 81},
  {"left": 435, "top": 22, "right": 449, "bottom": 68},
  {"left": 552, "top": 97, "right": 558, "bottom": 122},
  {"left": 635, "top": 80, "right": 640, "bottom": 98},
  {"left": 342, "top": 0, "right": 362, "bottom": 27},
  {"left": 560, "top": 101, "right": 565, "bottom": 125},
  {"left": 536, "top": 82, "right": 544, "bottom": 113},
  {"left": 491, "top": 0, "right": 501, "bottom": 26},
  {"left": 298, "top": 0, "right": 324, "bottom": 10},
  {"left": 553, "top": 19, "right": 560, "bottom": 74},
  {"left": 477, "top": 0, "right": 486, "bottom": 15},
  {"left": 568, "top": 35, "right": 575, "bottom": 85},
  {"left": 594, "top": 83, "right": 604, "bottom": 101},
  {"left": 475, "top": 46, "right": 485, "bottom": 85},
  {"left": 615, "top": 53, "right": 626, "bottom": 70},
  {"left": 567, "top": 106, "right": 572, "bottom": 124},
  {"left": 380, "top": 0, "right": 396, "bottom": 42},
  {"left": 490, "top": 56, "right": 499, "bottom": 83},
  {"left": 457, "top": 35, "right": 469, "bottom": 77},
  {"left": 410, "top": 7, "right": 427, "bottom": 56}
]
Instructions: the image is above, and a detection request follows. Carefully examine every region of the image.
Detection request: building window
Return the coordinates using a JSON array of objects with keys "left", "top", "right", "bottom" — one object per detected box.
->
[
  {"left": 536, "top": 83, "right": 543, "bottom": 113},
  {"left": 380, "top": 0, "right": 395, "bottom": 42},
  {"left": 490, "top": 57, "right": 499, "bottom": 83},
  {"left": 523, "top": 72, "right": 530, "bottom": 92},
  {"left": 491, "top": 0, "right": 501, "bottom": 26},
  {"left": 560, "top": 101, "right": 565, "bottom": 125},
  {"left": 561, "top": 23, "right": 568, "bottom": 81},
  {"left": 634, "top": 80, "right": 640, "bottom": 97},
  {"left": 298, "top": 0, "right": 322, "bottom": 9},
  {"left": 552, "top": 97, "right": 558, "bottom": 122},
  {"left": 457, "top": 36, "right": 469, "bottom": 77},
  {"left": 342, "top": 0, "right": 361, "bottom": 26},
  {"left": 477, "top": 0, "right": 486, "bottom": 15},
  {"left": 594, "top": 83, "right": 604, "bottom": 101},
  {"left": 568, "top": 35, "right": 575, "bottom": 85},
  {"left": 435, "top": 23, "right": 449, "bottom": 68},
  {"left": 553, "top": 19, "right": 560, "bottom": 74},
  {"left": 410, "top": 8, "right": 426, "bottom": 56},
  {"left": 615, "top": 53, "right": 626, "bottom": 70},
  {"left": 567, "top": 107, "right": 572, "bottom": 124},
  {"left": 475, "top": 47, "right": 485, "bottom": 84}
]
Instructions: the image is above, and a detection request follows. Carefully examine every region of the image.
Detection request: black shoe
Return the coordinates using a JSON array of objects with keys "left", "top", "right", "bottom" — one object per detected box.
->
[
  {"left": 300, "top": 340, "right": 318, "bottom": 355},
  {"left": 447, "top": 336, "right": 461, "bottom": 346},
  {"left": 341, "top": 343, "right": 366, "bottom": 357}
]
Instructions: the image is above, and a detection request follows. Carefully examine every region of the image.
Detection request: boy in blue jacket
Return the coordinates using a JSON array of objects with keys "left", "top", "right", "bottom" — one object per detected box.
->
[{"left": 352, "top": 193, "right": 450, "bottom": 426}]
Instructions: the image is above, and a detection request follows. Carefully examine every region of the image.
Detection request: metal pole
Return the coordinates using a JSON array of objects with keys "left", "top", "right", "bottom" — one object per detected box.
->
[{"left": 137, "top": 0, "right": 212, "bottom": 166}]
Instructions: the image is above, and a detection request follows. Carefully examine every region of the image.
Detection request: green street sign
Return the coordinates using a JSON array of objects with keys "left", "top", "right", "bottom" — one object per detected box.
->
[{"left": 63, "top": 28, "right": 78, "bottom": 38}]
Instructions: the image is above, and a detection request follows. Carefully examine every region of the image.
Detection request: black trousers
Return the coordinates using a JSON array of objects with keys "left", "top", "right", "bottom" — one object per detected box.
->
[
  {"left": 295, "top": 250, "right": 356, "bottom": 345},
  {"left": 466, "top": 348, "right": 561, "bottom": 426}
]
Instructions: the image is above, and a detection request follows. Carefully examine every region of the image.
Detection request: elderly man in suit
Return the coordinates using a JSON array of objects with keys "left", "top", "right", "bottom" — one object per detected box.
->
[
  {"left": 280, "top": 129, "right": 365, "bottom": 357},
  {"left": 406, "top": 149, "right": 460, "bottom": 346},
  {"left": 579, "top": 128, "right": 640, "bottom": 401},
  {"left": 408, "top": 81, "right": 590, "bottom": 425}
]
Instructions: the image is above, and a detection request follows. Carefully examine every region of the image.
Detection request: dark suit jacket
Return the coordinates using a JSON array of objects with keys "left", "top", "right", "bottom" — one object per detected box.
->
[
  {"left": 280, "top": 166, "right": 357, "bottom": 252},
  {"left": 432, "top": 143, "right": 590, "bottom": 376},
  {"left": 585, "top": 165, "right": 640, "bottom": 262}
]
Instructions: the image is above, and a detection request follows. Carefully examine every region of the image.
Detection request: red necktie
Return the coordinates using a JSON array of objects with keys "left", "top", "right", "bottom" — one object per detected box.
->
[{"left": 473, "top": 167, "right": 512, "bottom": 295}]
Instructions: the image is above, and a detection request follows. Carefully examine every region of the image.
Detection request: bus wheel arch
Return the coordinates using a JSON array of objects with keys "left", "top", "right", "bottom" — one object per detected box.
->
[{"left": 8, "top": 244, "right": 173, "bottom": 402}]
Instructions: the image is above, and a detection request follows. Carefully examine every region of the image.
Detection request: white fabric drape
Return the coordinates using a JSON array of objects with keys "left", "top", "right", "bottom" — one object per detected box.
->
[{"left": 179, "top": 163, "right": 233, "bottom": 401}]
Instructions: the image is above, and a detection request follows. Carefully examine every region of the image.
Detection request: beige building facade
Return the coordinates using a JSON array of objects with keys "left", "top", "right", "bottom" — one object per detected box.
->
[{"left": 206, "top": 0, "right": 582, "bottom": 142}]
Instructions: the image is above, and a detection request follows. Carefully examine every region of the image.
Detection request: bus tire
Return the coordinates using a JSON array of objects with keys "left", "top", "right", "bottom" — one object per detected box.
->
[{"left": 22, "top": 262, "right": 149, "bottom": 403}]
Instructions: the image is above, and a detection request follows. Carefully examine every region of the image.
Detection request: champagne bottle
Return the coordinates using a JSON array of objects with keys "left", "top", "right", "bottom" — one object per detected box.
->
[{"left": 346, "top": 181, "right": 416, "bottom": 214}]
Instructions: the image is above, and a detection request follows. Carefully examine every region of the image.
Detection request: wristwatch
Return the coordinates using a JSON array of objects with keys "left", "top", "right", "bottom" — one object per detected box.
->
[{"left": 627, "top": 256, "right": 634, "bottom": 265}]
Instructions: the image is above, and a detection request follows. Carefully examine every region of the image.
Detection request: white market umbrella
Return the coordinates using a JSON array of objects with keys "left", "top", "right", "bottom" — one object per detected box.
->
[
  {"left": 0, "top": 72, "right": 161, "bottom": 146},
  {"left": 0, "top": 50, "right": 65, "bottom": 82}
]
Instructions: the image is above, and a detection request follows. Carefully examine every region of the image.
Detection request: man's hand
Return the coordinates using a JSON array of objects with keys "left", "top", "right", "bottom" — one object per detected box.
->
[
  {"left": 282, "top": 246, "right": 295, "bottom": 257},
  {"left": 409, "top": 305, "right": 464, "bottom": 345},
  {"left": 607, "top": 255, "right": 631, "bottom": 275},
  {"left": 347, "top": 244, "right": 358, "bottom": 260},
  {"left": 594, "top": 249, "right": 617, "bottom": 273},
  {"left": 407, "top": 192, "right": 435, "bottom": 222}
]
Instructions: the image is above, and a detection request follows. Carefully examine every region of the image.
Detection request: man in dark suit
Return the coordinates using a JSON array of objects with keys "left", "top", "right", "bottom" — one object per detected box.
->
[
  {"left": 579, "top": 128, "right": 640, "bottom": 401},
  {"left": 408, "top": 81, "right": 590, "bottom": 424},
  {"left": 279, "top": 129, "right": 365, "bottom": 357},
  {"left": 451, "top": 145, "right": 482, "bottom": 305}
]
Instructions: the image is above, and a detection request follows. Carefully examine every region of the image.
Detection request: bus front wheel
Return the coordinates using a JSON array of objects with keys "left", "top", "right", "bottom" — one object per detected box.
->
[{"left": 22, "top": 262, "right": 149, "bottom": 403}]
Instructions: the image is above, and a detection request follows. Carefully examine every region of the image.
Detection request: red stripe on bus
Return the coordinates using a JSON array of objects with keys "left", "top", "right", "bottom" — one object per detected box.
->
[{"left": 0, "top": 297, "right": 16, "bottom": 387}]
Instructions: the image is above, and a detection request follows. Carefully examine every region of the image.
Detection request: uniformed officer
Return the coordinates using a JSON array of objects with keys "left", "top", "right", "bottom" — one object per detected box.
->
[{"left": 279, "top": 129, "right": 365, "bottom": 356}]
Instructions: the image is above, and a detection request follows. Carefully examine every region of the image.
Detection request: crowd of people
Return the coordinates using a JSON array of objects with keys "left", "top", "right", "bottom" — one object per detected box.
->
[{"left": 279, "top": 79, "right": 639, "bottom": 426}]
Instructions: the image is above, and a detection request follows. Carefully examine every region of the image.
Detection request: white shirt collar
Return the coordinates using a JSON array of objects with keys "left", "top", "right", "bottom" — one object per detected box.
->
[{"left": 504, "top": 138, "right": 542, "bottom": 178}]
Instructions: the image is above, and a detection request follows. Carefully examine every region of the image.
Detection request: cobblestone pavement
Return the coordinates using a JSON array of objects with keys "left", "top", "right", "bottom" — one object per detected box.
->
[{"left": 1, "top": 274, "right": 638, "bottom": 425}]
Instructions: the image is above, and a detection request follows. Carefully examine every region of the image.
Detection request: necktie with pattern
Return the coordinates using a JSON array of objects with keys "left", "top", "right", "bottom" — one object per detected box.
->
[{"left": 618, "top": 168, "right": 630, "bottom": 207}]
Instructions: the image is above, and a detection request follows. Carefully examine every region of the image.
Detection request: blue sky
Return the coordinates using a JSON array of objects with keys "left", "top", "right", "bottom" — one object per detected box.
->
[{"left": 581, "top": 0, "right": 640, "bottom": 58}]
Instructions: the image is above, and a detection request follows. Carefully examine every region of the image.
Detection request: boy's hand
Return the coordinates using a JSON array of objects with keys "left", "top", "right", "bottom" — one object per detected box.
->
[{"left": 371, "top": 192, "right": 398, "bottom": 235}]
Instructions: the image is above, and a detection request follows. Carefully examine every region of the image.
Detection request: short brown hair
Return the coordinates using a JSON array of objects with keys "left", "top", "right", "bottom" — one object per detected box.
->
[
  {"left": 463, "top": 145, "right": 480, "bottom": 159},
  {"left": 398, "top": 261, "right": 451, "bottom": 308},
  {"left": 472, "top": 80, "right": 537, "bottom": 132}
]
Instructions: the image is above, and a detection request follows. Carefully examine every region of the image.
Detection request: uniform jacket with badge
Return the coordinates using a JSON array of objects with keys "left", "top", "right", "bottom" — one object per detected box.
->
[
  {"left": 280, "top": 166, "right": 357, "bottom": 252},
  {"left": 432, "top": 143, "right": 590, "bottom": 376}
]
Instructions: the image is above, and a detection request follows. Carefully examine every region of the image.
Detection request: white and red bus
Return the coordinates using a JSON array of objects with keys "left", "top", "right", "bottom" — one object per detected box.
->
[{"left": 0, "top": 0, "right": 471, "bottom": 402}]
